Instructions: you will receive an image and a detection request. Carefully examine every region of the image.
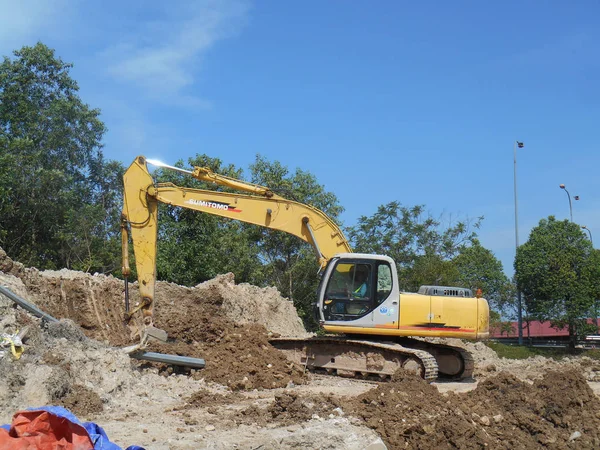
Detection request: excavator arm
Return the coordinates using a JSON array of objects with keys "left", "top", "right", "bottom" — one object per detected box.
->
[{"left": 121, "top": 155, "right": 351, "bottom": 339}]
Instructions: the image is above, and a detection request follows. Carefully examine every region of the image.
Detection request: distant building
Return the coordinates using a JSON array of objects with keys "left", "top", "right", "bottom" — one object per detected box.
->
[{"left": 490, "top": 319, "right": 598, "bottom": 340}]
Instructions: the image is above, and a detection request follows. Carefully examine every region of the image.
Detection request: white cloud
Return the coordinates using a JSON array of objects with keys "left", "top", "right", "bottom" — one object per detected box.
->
[
  {"left": 0, "top": 0, "right": 72, "bottom": 55},
  {"left": 0, "top": 0, "right": 251, "bottom": 161},
  {"left": 104, "top": 0, "right": 249, "bottom": 107}
]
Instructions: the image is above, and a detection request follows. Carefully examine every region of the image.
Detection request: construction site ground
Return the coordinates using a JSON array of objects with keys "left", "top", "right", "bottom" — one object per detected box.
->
[{"left": 1, "top": 247, "right": 600, "bottom": 449}]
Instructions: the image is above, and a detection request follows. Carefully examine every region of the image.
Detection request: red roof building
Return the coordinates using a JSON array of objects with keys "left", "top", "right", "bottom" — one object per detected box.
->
[{"left": 490, "top": 319, "right": 598, "bottom": 339}]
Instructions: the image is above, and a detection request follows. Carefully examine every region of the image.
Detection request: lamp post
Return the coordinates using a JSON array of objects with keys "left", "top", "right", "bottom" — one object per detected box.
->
[
  {"left": 582, "top": 225, "right": 593, "bottom": 246},
  {"left": 559, "top": 184, "right": 579, "bottom": 222},
  {"left": 582, "top": 225, "right": 597, "bottom": 329},
  {"left": 513, "top": 140, "right": 524, "bottom": 345}
]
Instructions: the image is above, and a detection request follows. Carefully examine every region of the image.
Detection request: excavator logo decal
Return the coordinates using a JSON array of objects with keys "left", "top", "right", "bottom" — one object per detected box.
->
[{"left": 185, "top": 198, "right": 241, "bottom": 213}]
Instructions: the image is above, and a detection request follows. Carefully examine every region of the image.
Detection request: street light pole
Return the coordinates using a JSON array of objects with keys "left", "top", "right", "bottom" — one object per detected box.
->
[
  {"left": 581, "top": 225, "right": 597, "bottom": 330},
  {"left": 582, "top": 225, "right": 593, "bottom": 246},
  {"left": 513, "top": 141, "right": 524, "bottom": 345},
  {"left": 559, "top": 184, "right": 579, "bottom": 222},
  {"left": 559, "top": 184, "right": 573, "bottom": 222}
]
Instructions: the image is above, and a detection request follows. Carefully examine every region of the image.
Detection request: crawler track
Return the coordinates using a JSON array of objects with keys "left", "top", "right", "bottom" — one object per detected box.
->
[
  {"left": 269, "top": 337, "right": 439, "bottom": 382},
  {"left": 396, "top": 337, "right": 474, "bottom": 380}
]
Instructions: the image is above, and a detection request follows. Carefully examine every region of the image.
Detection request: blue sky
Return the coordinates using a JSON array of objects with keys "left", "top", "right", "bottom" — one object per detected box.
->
[{"left": 2, "top": 1, "right": 599, "bottom": 275}]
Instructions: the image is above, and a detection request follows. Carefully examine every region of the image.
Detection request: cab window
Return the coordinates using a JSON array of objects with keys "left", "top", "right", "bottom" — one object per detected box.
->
[
  {"left": 323, "top": 261, "right": 373, "bottom": 320},
  {"left": 376, "top": 263, "right": 393, "bottom": 304}
]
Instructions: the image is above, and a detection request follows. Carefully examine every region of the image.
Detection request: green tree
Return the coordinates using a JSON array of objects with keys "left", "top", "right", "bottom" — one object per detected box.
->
[
  {"left": 409, "top": 255, "right": 459, "bottom": 291},
  {"left": 153, "top": 154, "right": 264, "bottom": 286},
  {"left": 515, "top": 216, "right": 600, "bottom": 348},
  {"left": 488, "top": 310, "right": 516, "bottom": 337},
  {"left": 452, "top": 239, "right": 514, "bottom": 313},
  {"left": 347, "top": 202, "right": 481, "bottom": 291},
  {"left": 0, "top": 43, "right": 120, "bottom": 272}
]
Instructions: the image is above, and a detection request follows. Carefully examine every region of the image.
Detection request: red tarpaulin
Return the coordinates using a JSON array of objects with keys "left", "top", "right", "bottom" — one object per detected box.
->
[{"left": 0, "top": 409, "right": 94, "bottom": 450}]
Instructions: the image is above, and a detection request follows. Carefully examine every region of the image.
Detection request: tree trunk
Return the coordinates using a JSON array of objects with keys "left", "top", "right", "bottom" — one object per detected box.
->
[{"left": 568, "top": 322, "right": 577, "bottom": 352}]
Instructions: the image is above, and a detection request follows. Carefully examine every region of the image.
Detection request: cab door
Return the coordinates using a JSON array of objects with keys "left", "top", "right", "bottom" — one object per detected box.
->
[{"left": 370, "top": 262, "right": 400, "bottom": 328}]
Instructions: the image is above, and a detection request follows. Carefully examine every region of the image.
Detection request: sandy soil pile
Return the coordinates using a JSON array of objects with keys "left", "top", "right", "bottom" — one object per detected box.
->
[
  {"left": 195, "top": 273, "right": 309, "bottom": 337},
  {"left": 0, "top": 248, "right": 306, "bottom": 340},
  {"left": 0, "top": 317, "right": 129, "bottom": 417},
  {"left": 0, "top": 282, "right": 137, "bottom": 420},
  {"left": 239, "top": 391, "right": 342, "bottom": 426}
]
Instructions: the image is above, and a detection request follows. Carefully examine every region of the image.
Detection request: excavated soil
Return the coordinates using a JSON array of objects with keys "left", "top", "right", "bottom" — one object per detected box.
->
[
  {"left": 239, "top": 391, "right": 342, "bottom": 426},
  {"left": 347, "top": 368, "right": 600, "bottom": 449},
  {"left": 146, "top": 280, "right": 306, "bottom": 389},
  {"left": 3, "top": 247, "right": 600, "bottom": 449}
]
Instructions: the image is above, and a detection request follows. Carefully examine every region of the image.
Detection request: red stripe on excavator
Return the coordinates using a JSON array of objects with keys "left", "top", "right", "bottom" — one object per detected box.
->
[{"left": 399, "top": 326, "right": 475, "bottom": 332}]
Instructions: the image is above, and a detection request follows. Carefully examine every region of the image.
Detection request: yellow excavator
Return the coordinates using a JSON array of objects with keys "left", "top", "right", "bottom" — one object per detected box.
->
[{"left": 121, "top": 156, "right": 489, "bottom": 381}]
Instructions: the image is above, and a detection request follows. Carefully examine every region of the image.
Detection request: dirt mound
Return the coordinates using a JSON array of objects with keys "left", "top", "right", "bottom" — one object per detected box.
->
[
  {"left": 218, "top": 390, "right": 343, "bottom": 428},
  {"left": 0, "top": 248, "right": 308, "bottom": 391},
  {"left": 347, "top": 369, "right": 449, "bottom": 447},
  {"left": 147, "top": 276, "right": 307, "bottom": 389},
  {"left": 1, "top": 266, "right": 131, "bottom": 346},
  {"left": 268, "top": 392, "right": 340, "bottom": 423},
  {"left": 149, "top": 322, "right": 306, "bottom": 390},
  {"left": 58, "top": 384, "right": 104, "bottom": 416},
  {"left": 193, "top": 273, "right": 308, "bottom": 337},
  {"left": 182, "top": 388, "right": 242, "bottom": 408},
  {"left": 346, "top": 368, "right": 600, "bottom": 449},
  {"left": 0, "top": 248, "right": 307, "bottom": 340}
]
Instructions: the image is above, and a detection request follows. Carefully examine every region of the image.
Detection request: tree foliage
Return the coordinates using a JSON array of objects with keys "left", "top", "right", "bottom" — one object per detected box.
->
[
  {"left": 452, "top": 239, "right": 514, "bottom": 312},
  {"left": 347, "top": 202, "right": 482, "bottom": 291},
  {"left": 153, "top": 155, "right": 264, "bottom": 286},
  {"left": 515, "top": 216, "right": 600, "bottom": 346},
  {"left": 0, "top": 43, "right": 121, "bottom": 272}
]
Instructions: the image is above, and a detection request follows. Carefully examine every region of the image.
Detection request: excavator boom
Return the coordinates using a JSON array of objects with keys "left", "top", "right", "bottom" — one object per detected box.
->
[{"left": 121, "top": 156, "right": 350, "bottom": 335}]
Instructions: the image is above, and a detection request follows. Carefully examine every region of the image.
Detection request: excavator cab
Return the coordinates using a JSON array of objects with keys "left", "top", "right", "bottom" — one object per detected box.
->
[
  {"left": 320, "top": 256, "right": 393, "bottom": 322},
  {"left": 317, "top": 252, "right": 489, "bottom": 342}
]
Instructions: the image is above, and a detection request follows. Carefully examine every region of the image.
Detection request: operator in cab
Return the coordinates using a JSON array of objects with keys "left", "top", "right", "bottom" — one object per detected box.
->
[{"left": 350, "top": 265, "right": 369, "bottom": 298}]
